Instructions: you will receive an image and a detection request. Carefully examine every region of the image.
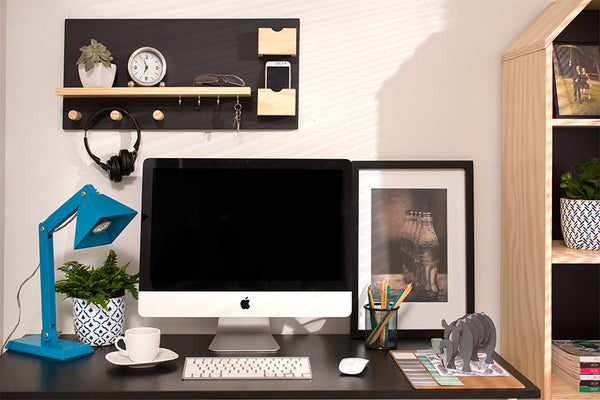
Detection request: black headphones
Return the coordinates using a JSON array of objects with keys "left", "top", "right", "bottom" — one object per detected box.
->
[{"left": 83, "top": 107, "right": 141, "bottom": 183}]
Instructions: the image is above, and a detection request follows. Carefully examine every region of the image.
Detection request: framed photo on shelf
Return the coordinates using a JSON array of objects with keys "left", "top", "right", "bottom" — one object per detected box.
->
[
  {"left": 350, "top": 161, "right": 474, "bottom": 338},
  {"left": 552, "top": 43, "right": 600, "bottom": 118}
]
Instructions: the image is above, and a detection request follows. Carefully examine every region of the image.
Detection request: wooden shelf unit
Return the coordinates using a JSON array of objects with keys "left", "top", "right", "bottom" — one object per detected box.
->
[
  {"left": 501, "top": 0, "right": 600, "bottom": 399},
  {"left": 551, "top": 373, "right": 598, "bottom": 400},
  {"left": 552, "top": 240, "right": 600, "bottom": 264},
  {"left": 55, "top": 87, "right": 251, "bottom": 98}
]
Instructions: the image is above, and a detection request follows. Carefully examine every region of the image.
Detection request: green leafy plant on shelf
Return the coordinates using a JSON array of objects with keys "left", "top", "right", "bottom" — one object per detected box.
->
[
  {"left": 560, "top": 157, "right": 600, "bottom": 200},
  {"left": 76, "top": 38, "right": 113, "bottom": 71},
  {"left": 55, "top": 249, "right": 139, "bottom": 310}
]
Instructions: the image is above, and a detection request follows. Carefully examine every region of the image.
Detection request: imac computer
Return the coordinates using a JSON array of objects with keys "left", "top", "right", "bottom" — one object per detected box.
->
[{"left": 138, "top": 158, "right": 353, "bottom": 352}]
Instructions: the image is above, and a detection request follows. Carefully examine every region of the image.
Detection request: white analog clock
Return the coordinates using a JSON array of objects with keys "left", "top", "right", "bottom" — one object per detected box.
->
[{"left": 127, "top": 47, "right": 167, "bottom": 86}]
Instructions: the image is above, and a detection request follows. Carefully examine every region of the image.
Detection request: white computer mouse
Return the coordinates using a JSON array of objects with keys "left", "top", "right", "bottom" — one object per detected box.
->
[{"left": 338, "top": 357, "right": 369, "bottom": 375}]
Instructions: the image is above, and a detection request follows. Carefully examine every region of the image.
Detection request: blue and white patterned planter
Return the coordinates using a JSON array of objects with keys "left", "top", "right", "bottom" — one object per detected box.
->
[
  {"left": 73, "top": 296, "right": 124, "bottom": 347},
  {"left": 560, "top": 198, "right": 600, "bottom": 250}
]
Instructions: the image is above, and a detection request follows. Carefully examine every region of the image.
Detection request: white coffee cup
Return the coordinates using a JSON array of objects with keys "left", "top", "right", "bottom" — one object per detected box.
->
[
  {"left": 431, "top": 337, "right": 442, "bottom": 354},
  {"left": 114, "top": 327, "right": 160, "bottom": 362}
]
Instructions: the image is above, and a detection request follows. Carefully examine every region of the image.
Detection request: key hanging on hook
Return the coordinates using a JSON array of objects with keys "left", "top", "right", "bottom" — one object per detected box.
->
[{"left": 233, "top": 96, "right": 242, "bottom": 133}]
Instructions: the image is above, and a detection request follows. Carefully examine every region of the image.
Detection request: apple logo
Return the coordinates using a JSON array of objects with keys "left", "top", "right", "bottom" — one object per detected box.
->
[{"left": 240, "top": 297, "right": 250, "bottom": 310}]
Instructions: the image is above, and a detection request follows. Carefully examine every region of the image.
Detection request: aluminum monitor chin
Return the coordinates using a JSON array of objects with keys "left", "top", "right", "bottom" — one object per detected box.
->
[{"left": 138, "top": 158, "right": 353, "bottom": 345}]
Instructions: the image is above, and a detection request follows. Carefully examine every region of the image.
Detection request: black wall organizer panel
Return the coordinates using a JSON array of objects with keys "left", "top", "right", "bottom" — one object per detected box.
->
[{"left": 62, "top": 19, "right": 299, "bottom": 130}]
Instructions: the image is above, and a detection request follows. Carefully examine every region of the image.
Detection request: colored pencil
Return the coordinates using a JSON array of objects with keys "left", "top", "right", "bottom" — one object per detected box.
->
[
  {"left": 380, "top": 281, "right": 387, "bottom": 346},
  {"left": 367, "top": 285, "right": 378, "bottom": 328},
  {"left": 383, "top": 283, "right": 392, "bottom": 345},
  {"left": 366, "top": 283, "right": 413, "bottom": 345}
]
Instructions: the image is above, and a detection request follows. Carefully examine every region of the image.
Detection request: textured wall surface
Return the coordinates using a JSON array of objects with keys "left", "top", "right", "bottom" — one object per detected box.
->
[{"left": 2, "top": 0, "right": 554, "bottom": 348}]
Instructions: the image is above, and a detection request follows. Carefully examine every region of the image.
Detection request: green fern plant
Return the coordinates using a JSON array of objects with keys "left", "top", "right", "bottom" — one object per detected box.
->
[
  {"left": 55, "top": 250, "right": 138, "bottom": 310},
  {"left": 76, "top": 39, "right": 113, "bottom": 71},
  {"left": 560, "top": 157, "right": 600, "bottom": 200}
]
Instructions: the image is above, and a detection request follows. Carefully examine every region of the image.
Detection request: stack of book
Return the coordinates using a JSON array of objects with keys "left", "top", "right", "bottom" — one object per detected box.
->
[{"left": 552, "top": 340, "right": 600, "bottom": 393}]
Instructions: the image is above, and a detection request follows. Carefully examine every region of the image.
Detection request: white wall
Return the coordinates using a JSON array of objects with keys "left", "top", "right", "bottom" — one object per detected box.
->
[
  {"left": 0, "top": 0, "right": 6, "bottom": 348},
  {"left": 2, "top": 0, "right": 554, "bottom": 348}
]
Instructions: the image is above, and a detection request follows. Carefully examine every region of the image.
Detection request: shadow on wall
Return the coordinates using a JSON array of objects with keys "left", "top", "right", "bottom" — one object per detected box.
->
[{"left": 378, "top": 0, "right": 509, "bottom": 160}]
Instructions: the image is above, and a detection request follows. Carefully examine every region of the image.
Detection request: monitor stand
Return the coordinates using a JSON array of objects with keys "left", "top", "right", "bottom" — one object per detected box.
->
[{"left": 208, "top": 317, "right": 280, "bottom": 352}]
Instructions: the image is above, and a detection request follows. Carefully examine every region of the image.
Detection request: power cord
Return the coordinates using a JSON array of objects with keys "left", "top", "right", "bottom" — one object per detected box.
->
[
  {"left": 2, "top": 213, "right": 76, "bottom": 351},
  {"left": 2, "top": 263, "right": 40, "bottom": 351}
]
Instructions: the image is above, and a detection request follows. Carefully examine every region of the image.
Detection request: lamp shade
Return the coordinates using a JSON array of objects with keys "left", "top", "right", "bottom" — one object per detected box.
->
[{"left": 74, "top": 191, "right": 137, "bottom": 249}]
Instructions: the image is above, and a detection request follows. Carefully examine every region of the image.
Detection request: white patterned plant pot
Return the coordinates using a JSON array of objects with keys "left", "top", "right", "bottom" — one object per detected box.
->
[
  {"left": 560, "top": 198, "right": 600, "bottom": 250},
  {"left": 73, "top": 296, "right": 124, "bottom": 346}
]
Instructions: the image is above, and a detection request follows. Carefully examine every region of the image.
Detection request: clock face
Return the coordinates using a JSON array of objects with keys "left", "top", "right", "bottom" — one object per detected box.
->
[{"left": 127, "top": 47, "right": 166, "bottom": 86}]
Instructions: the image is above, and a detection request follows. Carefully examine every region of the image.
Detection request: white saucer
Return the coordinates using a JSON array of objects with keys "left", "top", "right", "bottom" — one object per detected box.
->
[{"left": 105, "top": 348, "right": 179, "bottom": 368}]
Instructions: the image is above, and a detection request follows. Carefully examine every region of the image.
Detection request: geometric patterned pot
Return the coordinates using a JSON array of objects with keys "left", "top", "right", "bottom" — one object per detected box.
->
[
  {"left": 73, "top": 296, "right": 124, "bottom": 347},
  {"left": 560, "top": 198, "right": 600, "bottom": 250}
]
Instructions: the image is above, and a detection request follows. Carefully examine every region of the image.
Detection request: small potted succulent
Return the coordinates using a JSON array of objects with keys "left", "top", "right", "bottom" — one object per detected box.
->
[
  {"left": 559, "top": 157, "right": 600, "bottom": 250},
  {"left": 55, "top": 249, "right": 139, "bottom": 346},
  {"left": 76, "top": 38, "right": 117, "bottom": 88}
]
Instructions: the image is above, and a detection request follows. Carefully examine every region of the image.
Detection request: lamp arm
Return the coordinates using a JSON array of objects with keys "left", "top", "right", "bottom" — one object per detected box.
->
[{"left": 38, "top": 185, "right": 97, "bottom": 346}]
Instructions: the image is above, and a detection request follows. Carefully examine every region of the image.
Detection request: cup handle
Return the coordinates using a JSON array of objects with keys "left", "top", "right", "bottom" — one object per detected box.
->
[{"left": 114, "top": 336, "right": 127, "bottom": 356}]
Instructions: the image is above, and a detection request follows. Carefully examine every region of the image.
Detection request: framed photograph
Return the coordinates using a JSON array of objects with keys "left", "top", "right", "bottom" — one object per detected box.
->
[
  {"left": 553, "top": 43, "right": 600, "bottom": 118},
  {"left": 350, "top": 161, "right": 474, "bottom": 338}
]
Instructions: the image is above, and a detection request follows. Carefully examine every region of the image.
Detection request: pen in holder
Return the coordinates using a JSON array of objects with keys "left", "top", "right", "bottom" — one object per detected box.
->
[{"left": 363, "top": 302, "right": 399, "bottom": 350}]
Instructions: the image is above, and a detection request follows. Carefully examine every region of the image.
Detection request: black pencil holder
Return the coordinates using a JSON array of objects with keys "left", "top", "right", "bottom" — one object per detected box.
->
[{"left": 363, "top": 302, "right": 399, "bottom": 350}]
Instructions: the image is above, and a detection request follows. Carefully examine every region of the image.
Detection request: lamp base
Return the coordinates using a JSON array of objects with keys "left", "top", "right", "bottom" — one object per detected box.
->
[{"left": 6, "top": 334, "right": 94, "bottom": 360}]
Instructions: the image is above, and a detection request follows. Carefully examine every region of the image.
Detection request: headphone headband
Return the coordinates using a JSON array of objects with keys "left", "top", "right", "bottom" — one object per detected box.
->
[{"left": 83, "top": 107, "right": 141, "bottom": 171}]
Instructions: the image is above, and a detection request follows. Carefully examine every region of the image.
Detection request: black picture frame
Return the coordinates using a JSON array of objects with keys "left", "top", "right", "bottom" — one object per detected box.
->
[
  {"left": 350, "top": 161, "right": 474, "bottom": 339},
  {"left": 552, "top": 42, "right": 600, "bottom": 118}
]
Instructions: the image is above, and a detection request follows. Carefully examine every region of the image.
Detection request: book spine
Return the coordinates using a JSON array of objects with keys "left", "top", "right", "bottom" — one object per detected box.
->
[
  {"left": 581, "top": 368, "right": 600, "bottom": 374},
  {"left": 580, "top": 380, "right": 600, "bottom": 387},
  {"left": 582, "top": 361, "right": 600, "bottom": 367},
  {"left": 579, "top": 375, "right": 600, "bottom": 381},
  {"left": 580, "top": 356, "right": 600, "bottom": 363},
  {"left": 579, "top": 386, "right": 600, "bottom": 392}
]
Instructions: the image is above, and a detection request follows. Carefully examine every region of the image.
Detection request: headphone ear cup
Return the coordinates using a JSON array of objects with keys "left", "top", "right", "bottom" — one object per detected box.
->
[
  {"left": 107, "top": 155, "right": 123, "bottom": 183},
  {"left": 119, "top": 149, "right": 134, "bottom": 176}
]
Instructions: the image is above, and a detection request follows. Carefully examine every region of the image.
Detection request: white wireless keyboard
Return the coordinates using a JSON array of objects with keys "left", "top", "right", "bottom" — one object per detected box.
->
[{"left": 182, "top": 356, "right": 312, "bottom": 380}]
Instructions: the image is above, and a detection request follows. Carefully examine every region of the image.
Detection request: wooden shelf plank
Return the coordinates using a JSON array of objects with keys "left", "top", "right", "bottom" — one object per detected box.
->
[
  {"left": 553, "top": 119, "right": 600, "bottom": 127},
  {"left": 502, "top": 0, "right": 590, "bottom": 62},
  {"left": 55, "top": 86, "right": 251, "bottom": 98},
  {"left": 552, "top": 373, "right": 600, "bottom": 399},
  {"left": 552, "top": 240, "right": 600, "bottom": 264}
]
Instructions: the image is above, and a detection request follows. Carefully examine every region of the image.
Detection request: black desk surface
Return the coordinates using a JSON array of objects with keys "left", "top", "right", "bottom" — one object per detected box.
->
[{"left": 1, "top": 334, "right": 539, "bottom": 399}]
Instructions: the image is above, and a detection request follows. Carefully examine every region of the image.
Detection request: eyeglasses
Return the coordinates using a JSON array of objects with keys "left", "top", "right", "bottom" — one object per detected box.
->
[{"left": 192, "top": 74, "right": 246, "bottom": 87}]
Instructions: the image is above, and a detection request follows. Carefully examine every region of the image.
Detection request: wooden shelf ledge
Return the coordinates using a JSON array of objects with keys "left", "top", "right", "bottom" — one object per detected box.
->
[
  {"left": 55, "top": 86, "right": 251, "bottom": 98},
  {"left": 551, "top": 373, "right": 598, "bottom": 399},
  {"left": 552, "top": 240, "right": 600, "bottom": 264},
  {"left": 553, "top": 118, "right": 600, "bottom": 127}
]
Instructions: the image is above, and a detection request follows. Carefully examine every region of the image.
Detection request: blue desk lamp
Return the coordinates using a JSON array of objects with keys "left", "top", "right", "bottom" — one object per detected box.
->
[{"left": 5, "top": 184, "right": 137, "bottom": 360}]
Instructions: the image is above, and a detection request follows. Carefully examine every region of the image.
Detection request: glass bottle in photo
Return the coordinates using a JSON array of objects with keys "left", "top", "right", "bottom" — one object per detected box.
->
[
  {"left": 414, "top": 211, "right": 440, "bottom": 299},
  {"left": 400, "top": 210, "right": 415, "bottom": 280}
]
